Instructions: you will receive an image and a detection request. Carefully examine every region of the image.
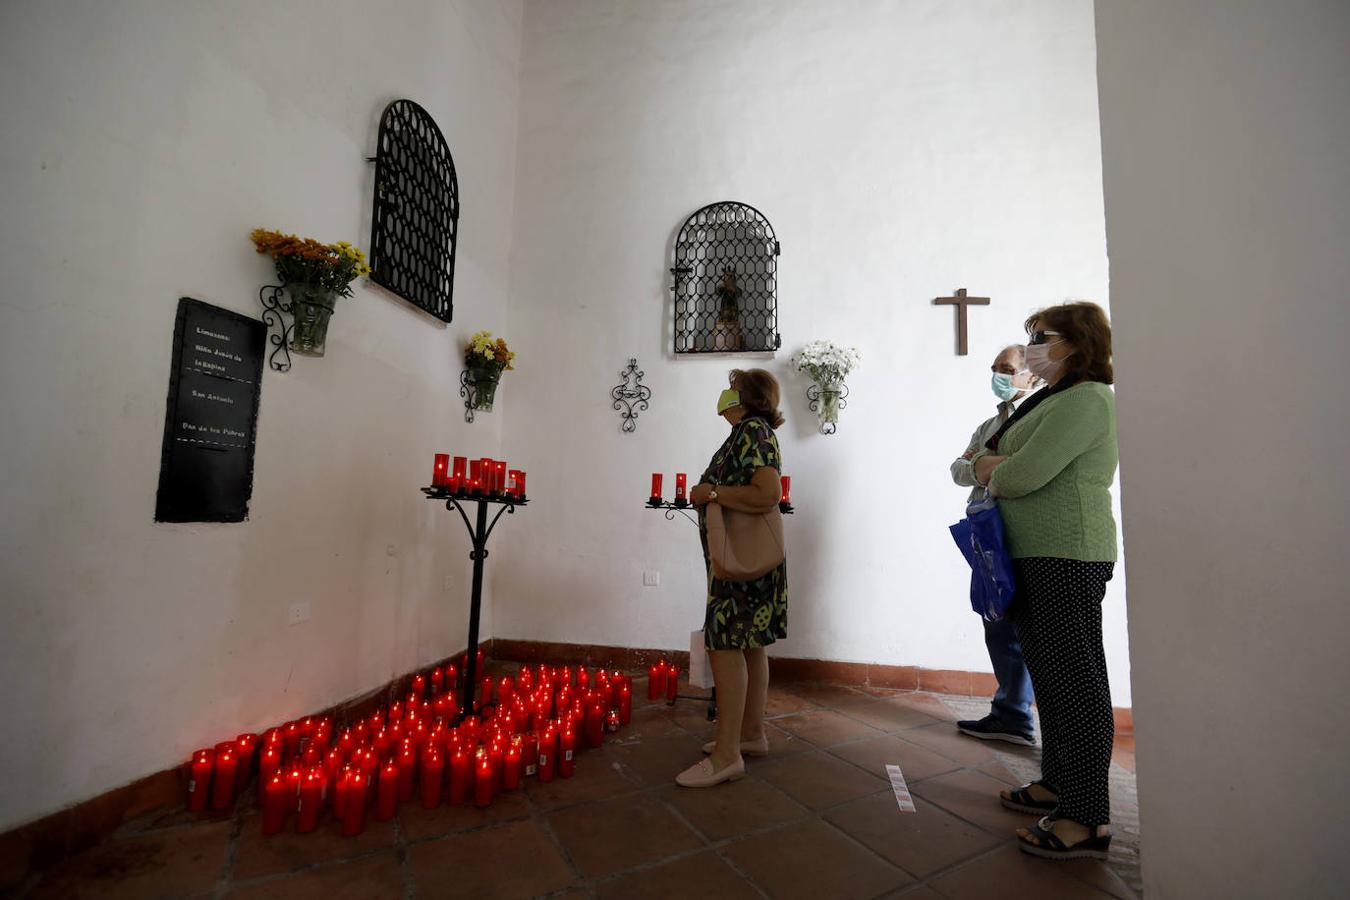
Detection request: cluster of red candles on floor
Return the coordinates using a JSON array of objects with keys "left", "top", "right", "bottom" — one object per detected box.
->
[
  {"left": 185, "top": 651, "right": 655, "bottom": 837},
  {"left": 431, "top": 454, "right": 526, "bottom": 499},
  {"left": 646, "top": 659, "right": 681, "bottom": 701},
  {"left": 648, "top": 473, "right": 792, "bottom": 505}
]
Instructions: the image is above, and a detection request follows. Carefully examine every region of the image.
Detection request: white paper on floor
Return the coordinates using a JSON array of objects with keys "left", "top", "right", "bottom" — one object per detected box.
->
[{"left": 886, "top": 764, "right": 916, "bottom": 812}]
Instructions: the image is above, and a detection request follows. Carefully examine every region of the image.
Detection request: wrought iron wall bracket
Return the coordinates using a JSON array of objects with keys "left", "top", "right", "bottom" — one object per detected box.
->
[
  {"left": 643, "top": 499, "right": 794, "bottom": 526},
  {"left": 610, "top": 358, "right": 652, "bottom": 433},
  {"left": 806, "top": 382, "right": 849, "bottom": 435},
  {"left": 459, "top": 369, "right": 478, "bottom": 423},
  {"left": 258, "top": 284, "right": 293, "bottom": 372}
]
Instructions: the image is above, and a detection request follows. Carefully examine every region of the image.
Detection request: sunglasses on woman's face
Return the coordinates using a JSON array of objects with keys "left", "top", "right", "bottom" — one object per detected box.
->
[{"left": 1028, "top": 330, "right": 1062, "bottom": 346}]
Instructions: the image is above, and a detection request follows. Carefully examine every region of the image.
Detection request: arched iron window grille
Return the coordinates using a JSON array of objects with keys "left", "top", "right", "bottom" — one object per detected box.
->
[
  {"left": 368, "top": 99, "right": 459, "bottom": 323},
  {"left": 671, "top": 201, "right": 781, "bottom": 354}
]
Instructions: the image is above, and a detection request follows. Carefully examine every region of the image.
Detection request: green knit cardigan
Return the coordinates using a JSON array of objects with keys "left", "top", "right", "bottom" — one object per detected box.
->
[{"left": 976, "top": 381, "right": 1119, "bottom": 561}]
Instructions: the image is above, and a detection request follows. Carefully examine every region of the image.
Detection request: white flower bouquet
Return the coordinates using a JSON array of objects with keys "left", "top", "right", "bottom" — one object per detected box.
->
[{"left": 790, "top": 340, "right": 859, "bottom": 432}]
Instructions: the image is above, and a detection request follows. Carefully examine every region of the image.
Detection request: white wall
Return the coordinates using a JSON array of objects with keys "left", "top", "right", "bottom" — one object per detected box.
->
[
  {"left": 1095, "top": 1, "right": 1350, "bottom": 896},
  {"left": 0, "top": 0, "right": 523, "bottom": 830},
  {"left": 498, "top": 0, "right": 1129, "bottom": 698}
]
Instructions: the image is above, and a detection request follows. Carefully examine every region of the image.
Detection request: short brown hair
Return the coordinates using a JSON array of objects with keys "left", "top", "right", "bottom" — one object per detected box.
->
[
  {"left": 1025, "top": 301, "right": 1114, "bottom": 385},
  {"left": 730, "top": 369, "right": 785, "bottom": 428}
]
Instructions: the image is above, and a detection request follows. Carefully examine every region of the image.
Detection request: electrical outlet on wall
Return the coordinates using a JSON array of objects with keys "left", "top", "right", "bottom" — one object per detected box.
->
[
  {"left": 643, "top": 570, "right": 660, "bottom": 587},
  {"left": 288, "top": 601, "right": 310, "bottom": 626}
]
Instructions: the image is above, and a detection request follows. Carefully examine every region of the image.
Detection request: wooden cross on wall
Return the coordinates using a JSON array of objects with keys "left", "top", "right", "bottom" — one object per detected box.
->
[{"left": 933, "top": 288, "right": 990, "bottom": 356}]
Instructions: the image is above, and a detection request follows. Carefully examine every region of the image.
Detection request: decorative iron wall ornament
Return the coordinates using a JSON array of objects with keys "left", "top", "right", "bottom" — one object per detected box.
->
[
  {"left": 806, "top": 382, "right": 849, "bottom": 435},
  {"left": 258, "top": 284, "right": 293, "bottom": 372},
  {"left": 670, "top": 201, "right": 781, "bottom": 354},
  {"left": 610, "top": 358, "right": 652, "bottom": 433},
  {"left": 368, "top": 99, "right": 459, "bottom": 322}
]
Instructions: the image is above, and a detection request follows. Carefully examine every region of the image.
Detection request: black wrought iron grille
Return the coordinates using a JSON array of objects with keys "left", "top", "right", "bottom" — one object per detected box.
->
[
  {"left": 671, "top": 201, "right": 780, "bottom": 354},
  {"left": 369, "top": 99, "right": 459, "bottom": 323}
]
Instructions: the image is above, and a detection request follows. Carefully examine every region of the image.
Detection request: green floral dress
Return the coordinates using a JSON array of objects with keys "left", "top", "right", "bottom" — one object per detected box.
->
[{"left": 699, "top": 417, "right": 789, "bottom": 650}]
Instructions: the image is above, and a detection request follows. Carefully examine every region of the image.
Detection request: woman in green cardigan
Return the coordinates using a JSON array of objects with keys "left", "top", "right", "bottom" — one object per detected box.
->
[{"left": 971, "top": 301, "right": 1118, "bottom": 860}]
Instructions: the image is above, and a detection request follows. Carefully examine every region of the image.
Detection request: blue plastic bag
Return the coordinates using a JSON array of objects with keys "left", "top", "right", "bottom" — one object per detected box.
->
[{"left": 949, "top": 496, "right": 1017, "bottom": 621}]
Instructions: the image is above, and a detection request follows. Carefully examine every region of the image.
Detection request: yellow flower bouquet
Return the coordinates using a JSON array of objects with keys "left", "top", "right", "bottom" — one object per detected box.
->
[
  {"left": 464, "top": 331, "right": 515, "bottom": 411},
  {"left": 250, "top": 228, "right": 371, "bottom": 357}
]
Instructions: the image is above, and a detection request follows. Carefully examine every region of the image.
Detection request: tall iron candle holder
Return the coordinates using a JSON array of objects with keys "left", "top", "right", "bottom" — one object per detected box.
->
[
  {"left": 423, "top": 483, "right": 529, "bottom": 723},
  {"left": 644, "top": 492, "right": 794, "bottom": 720}
]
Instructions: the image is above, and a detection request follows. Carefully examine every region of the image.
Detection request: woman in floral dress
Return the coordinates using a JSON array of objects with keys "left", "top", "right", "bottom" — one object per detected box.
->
[{"left": 677, "top": 369, "right": 788, "bottom": 788}]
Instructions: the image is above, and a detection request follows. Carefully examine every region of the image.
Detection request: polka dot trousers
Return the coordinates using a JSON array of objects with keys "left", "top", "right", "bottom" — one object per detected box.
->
[{"left": 1011, "top": 557, "right": 1116, "bottom": 827}]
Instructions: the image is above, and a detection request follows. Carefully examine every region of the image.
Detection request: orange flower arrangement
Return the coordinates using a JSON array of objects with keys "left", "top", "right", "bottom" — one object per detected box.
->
[{"left": 250, "top": 228, "right": 370, "bottom": 297}]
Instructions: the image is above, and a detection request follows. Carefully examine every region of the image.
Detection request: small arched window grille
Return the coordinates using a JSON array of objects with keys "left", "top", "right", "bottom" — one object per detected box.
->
[
  {"left": 671, "top": 201, "right": 781, "bottom": 354},
  {"left": 368, "top": 99, "right": 459, "bottom": 323}
]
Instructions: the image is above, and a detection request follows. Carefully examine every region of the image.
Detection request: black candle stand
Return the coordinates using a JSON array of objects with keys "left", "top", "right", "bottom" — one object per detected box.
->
[
  {"left": 423, "top": 485, "right": 528, "bottom": 723},
  {"left": 643, "top": 497, "right": 795, "bottom": 721}
]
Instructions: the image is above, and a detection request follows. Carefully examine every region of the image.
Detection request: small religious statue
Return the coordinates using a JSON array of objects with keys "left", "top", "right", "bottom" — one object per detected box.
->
[{"left": 709, "top": 267, "right": 744, "bottom": 351}]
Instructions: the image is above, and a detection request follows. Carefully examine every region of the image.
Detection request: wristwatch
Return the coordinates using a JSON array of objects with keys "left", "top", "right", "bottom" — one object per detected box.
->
[{"left": 709, "top": 489, "right": 719, "bottom": 503}]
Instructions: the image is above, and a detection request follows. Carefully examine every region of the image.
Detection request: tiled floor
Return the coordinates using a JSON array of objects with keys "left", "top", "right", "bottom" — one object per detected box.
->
[{"left": 10, "top": 680, "right": 1140, "bottom": 899}]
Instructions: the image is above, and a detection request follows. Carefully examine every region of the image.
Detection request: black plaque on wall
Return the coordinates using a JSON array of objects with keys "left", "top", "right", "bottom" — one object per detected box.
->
[{"left": 154, "top": 298, "right": 265, "bottom": 523}]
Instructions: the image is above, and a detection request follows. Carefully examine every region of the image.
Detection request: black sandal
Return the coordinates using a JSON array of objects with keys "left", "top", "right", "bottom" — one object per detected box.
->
[
  {"left": 1000, "top": 782, "right": 1058, "bottom": 814},
  {"left": 1017, "top": 816, "right": 1112, "bottom": 861}
]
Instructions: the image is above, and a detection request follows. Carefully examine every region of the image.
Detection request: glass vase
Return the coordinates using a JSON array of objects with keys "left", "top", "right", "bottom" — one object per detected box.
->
[
  {"left": 287, "top": 284, "right": 338, "bottom": 357},
  {"left": 466, "top": 365, "right": 501, "bottom": 411}
]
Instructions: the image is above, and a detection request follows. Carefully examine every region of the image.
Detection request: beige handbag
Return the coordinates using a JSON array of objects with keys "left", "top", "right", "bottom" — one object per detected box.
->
[{"left": 705, "top": 503, "right": 786, "bottom": 581}]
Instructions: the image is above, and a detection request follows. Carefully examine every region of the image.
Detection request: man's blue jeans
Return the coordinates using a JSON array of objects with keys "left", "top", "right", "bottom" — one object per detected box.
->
[{"left": 984, "top": 615, "right": 1034, "bottom": 732}]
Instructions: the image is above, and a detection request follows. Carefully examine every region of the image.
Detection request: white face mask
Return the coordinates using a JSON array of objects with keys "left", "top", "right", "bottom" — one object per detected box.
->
[{"left": 1025, "top": 342, "right": 1063, "bottom": 383}]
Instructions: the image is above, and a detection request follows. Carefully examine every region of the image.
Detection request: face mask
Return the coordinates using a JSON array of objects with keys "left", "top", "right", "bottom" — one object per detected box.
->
[
  {"left": 717, "top": 389, "right": 741, "bottom": 415},
  {"left": 1025, "top": 343, "right": 1063, "bottom": 383},
  {"left": 990, "top": 373, "right": 1021, "bottom": 401}
]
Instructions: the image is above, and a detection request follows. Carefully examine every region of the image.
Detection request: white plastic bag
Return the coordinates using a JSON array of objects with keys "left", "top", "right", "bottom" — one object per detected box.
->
[{"left": 688, "top": 629, "right": 714, "bottom": 688}]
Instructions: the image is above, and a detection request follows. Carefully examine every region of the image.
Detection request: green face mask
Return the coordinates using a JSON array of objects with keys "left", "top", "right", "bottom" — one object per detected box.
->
[{"left": 717, "top": 389, "right": 741, "bottom": 415}]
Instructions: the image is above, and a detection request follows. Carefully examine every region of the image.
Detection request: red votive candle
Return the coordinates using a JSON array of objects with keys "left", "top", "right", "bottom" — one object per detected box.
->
[
  {"left": 286, "top": 765, "right": 304, "bottom": 813},
  {"left": 283, "top": 721, "right": 303, "bottom": 759},
  {"left": 514, "top": 471, "right": 527, "bottom": 499},
  {"left": 537, "top": 727, "right": 557, "bottom": 783},
  {"left": 448, "top": 747, "right": 470, "bottom": 805},
  {"left": 210, "top": 743, "right": 238, "bottom": 811},
  {"left": 473, "top": 751, "right": 493, "bottom": 808},
  {"left": 585, "top": 704, "right": 604, "bottom": 748},
  {"left": 431, "top": 667, "right": 444, "bottom": 696},
  {"left": 259, "top": 745, "right": 282, "bottom": 784},
  {"left": 452, "top": 456, "right": 467, "bottom": 492},
  {"left": 296, "top": 768, "right": 323, "bottom": 833},
  {"left": 650, "top": 473, "right": 663, "bottom": 502},
  {"left": 489, "top": 742, "right": 505, "bottom": 794},
  {"left": 522, "top": 732, "right": 539, "bottom": 778},
  {"left": 606, "top": 709, "right": 621, "bottom": 733},
  {"left": 499, "top": 676, "right": 515, "bottom": 709},
  {"left": 780, "top": 474, "right": 792, "bottom": 504},
  {"left": 648, "top": 663, "right": 664, "bottom": 700},
  {"left": 433, "top": 453, "right": 450, "bottom": 487},
  {"left": 618, "top": 683, "right": 632, "bottom": 724},
  {"left": 397, "top": 745, "right": 416, "bottom": 802},
  {"left": 261, "top": 772, "right": 288, "bottom": 835},
  {"left": 675, "top": 473, "right": 687, "bottom": 502},
  {"left": 506, "top": 469, "right": 521, "bottom": 498},
  {"left": 187, "top": 748, "right": 213, "bottom": 812},
  {"left": 374, "top": 760, "right": 398, "bottom": 821},
  {"left": 503, "top": 739, "right": 522, "bottom": 790},
  {"left": 420, "top": 750, "right": 445, "bottom": 809},
  {"left": 389, "top": 701, "right": 404, "bottom": 723},
  {"left": 412, "top": 673, "right": 427, "bottom": 698},
  {"left": 558, "top": 727, "right": 577, "bottom": 778},
  {"left": 665, "top": 664, "right": 680, "bottom": 702},
  {"left": 234, "top": 733, "right": 257, "bottom": 793},
  {"left": 341, "top": 771, "right": 368, "bottom": 837},
  {"left": 494, "top": 461, "right": 507, "bottom": 495},
  {"left": 479, "top": 458, "right": 493, "bottom": 493}
]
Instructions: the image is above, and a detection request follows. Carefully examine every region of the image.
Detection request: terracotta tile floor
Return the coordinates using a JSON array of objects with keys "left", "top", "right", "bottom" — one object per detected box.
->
[{"left": 10, "top": 681, "right": 1140, "bottom": 899}]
